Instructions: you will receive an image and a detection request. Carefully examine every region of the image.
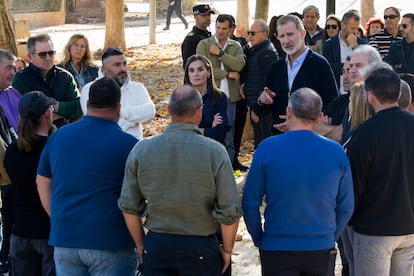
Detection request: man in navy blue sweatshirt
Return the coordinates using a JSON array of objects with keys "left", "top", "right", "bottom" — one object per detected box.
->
[
  {"left": 243, "top": 87, "right": 354, "bottom": 275},
  {"left": 347, "top": 66, "right": 414, "bottom": 275}
]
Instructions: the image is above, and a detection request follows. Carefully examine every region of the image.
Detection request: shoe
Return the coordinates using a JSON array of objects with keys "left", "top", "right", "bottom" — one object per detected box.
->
[
  {"left": 163, "top": 26, "right": 169, "bottom": 30},
  {"left": 233, "top": 162, "right": 249, "bottom": 172}
]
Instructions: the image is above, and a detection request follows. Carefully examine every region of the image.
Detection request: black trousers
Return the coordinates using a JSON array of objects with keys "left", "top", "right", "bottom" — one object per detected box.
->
[
  {"left": 165, "top": 2, "right": 187, "bottom": 27},
  {"left": 0, "top": 184, "right": 16, "bottom": 264},
  {"left": 142, "top": 232, "right": 222, "bottom": 276},
  {"left": 260, "top": 248, "right": 337, "bottom": 276},
  {"left": 233, "top": 99, "right": 247, "bottom": 163}
]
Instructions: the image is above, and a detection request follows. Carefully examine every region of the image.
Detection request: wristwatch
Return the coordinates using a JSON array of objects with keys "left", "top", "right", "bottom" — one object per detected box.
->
[{"left": 219, "top": 49, "right": 225, "bottom": 57}]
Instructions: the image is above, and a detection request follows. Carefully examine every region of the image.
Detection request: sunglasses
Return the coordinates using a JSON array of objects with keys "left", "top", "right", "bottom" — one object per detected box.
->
[
  {"left": 326, "top": 24, "right": 338, "bottom": 30},
  {"left": 35, "top": 51, "right": 56, "bottom": 59},
  {"left": 384, "top": 15, "right": 399, "bottom": 20},
  {"left": 247, "top": 31, "right": 264, "bottom": 36}
]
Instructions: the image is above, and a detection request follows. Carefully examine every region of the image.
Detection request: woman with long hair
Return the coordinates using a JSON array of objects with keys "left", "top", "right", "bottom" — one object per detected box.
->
[
  {"left": 59, "top": 33, "right": 98, "bottom": 90},
  {"left": 4, "top": 91, "right": 56, "bottom": 275},
  {"left": 315, "top": 14, "right": 341, "bottom": 54},
  {"left": 184, "top": 55, "right": 229, "bottom": 144}
]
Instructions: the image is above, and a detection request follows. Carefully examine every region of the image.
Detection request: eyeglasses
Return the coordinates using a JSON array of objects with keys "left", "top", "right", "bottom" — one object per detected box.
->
[
  {"left": 72, "top": 43, "right": 86, "bottom": 49},
  {"left": 49, "top": 105, "right": 55, "bottom": 112},
  {"left": 247, "top": 31, "right": 264, "bottom": 36},
  {"left": 384, "top": 15, "right": 399, "bottom": 20},
  {"left": 326, "top": 24, "right": 338, "bottom": 30},
  {"left": 35, "top": 51, "right": 56, "bottom": 59},
  {"left": 400, "top": 24, "right": 410, "bottom": 29}
]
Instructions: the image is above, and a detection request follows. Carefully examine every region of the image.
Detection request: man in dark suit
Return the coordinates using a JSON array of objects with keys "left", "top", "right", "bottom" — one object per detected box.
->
[{"left": 323, "top": 10, "right": 368, "bottom": 93}]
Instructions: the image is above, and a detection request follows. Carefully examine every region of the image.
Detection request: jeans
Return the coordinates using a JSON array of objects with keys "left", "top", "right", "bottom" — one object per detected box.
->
[
  {"left": 9, "top": 234, "right": 55, "bottom": 276},
  {"left": 260, "top": 248, "right": 337, "bottom": 276},
  {"left": 54, "top": 247, "right": 137, "bottom": 276},
  {"left": 341, "top": 226, "right": 355, "bottom": 276},
  {"left": 142, "top": 231, "right": 222, "bottom": 276},
  {"left": 353, "top": 231, "right": 414, "bottom": 276}
]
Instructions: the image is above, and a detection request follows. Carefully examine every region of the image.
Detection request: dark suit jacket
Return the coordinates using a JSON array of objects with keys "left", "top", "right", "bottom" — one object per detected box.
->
[
  {"left": 386, "top": 40, "right": 414, "bottom": 74},
  {"left": 323, "top": 35, "right": 368, "bottom": 86}
]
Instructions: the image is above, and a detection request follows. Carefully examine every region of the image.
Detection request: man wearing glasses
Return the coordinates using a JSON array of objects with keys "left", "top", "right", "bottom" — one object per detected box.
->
[
  {"left": 386, "top": 13, "right": 414, "bottom": 74},
  {"left": 369, "top": 7, "right": 403, "bottom": 60},
  {"left": 12, "top": 34, "right": 82, "bottom": 127}
]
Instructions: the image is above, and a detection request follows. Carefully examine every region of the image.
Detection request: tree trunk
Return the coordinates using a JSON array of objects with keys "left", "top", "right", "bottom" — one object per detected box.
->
[
  {"left": 0, "top": 0, "right": 18, "bottom": 55},
  {"left": 149, "top": 0, "right": 156, "bottom": 44},
  {"left": 254, "top": 0, "right": 269, "bottom": 21},
  {"left": 360, "top": 0, "right": 374, "bottom": 26},
  {"left": 236, "top": 0, "right": 249, "bottom": 37},
  {"left": 104, "top": 0, "right": 126, "bottom": 50}
]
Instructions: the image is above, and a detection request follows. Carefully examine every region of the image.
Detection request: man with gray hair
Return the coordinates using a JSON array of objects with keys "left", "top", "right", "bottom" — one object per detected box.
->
[
  {"left": 12, "top": 34, "right": 82, "bottom": 127},
  {"left": 0, "top": 49, "right": 20, "bottom": 274},
  {"left": 243, "top": 19, "right": 278, "bottom": 148},
  {"left": 349, "top": 44, "right": 382, "bottom": 85},
  {"left": 119, "top": 85, "right": 242, "bottom": 275},
  {"left": 243, "top": 87, "right": 354, "bottom": 275},
  {"left": 303, "top": 5, "right": 324, "bottom": 50},
  {"left": 254, "top": 14, "right": 338, "bottom": 135}
]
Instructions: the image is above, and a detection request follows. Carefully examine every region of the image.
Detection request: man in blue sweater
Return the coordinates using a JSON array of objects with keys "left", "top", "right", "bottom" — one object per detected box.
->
[{"left": 243, "top": 87, "right": 354, "bottom": 275}]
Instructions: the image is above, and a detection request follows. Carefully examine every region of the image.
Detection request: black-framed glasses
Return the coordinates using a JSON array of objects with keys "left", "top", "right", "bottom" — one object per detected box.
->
[
  {"left": 35, "top": 51, "right": 55, "bottom": 59},
  {"left": 326, "top": 24, "right": 338, "bottom": 30},
  {"left": 384, "top": 15, "right": 399, "bottom": 20},
  {"left": 247, "top": 31, "right": 264, "bottom": 36},
  {"left": 400, "top": 24, "right": 410, "bottom": 29}
]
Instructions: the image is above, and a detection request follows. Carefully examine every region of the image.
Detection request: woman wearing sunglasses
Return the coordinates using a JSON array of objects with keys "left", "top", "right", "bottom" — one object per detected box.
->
[{"left": 314, "top": 15, "right": 341, "bottom": 54}]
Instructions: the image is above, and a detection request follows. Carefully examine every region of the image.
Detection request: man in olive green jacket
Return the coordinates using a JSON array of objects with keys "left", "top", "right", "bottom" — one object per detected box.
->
[{"left": 196, "top": 14, "right": 245, "bottom": 164}]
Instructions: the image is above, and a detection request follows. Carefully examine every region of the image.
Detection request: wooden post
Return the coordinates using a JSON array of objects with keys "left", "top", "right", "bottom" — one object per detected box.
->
[
  {"left": 0, "top": 0, "right": 18, "bottom": 55},
  {"left": 104, "top": 0, "right": 126, "bottom": 50},
  {"left": 149, "top": 0, "right": 156, "bottom": 44},
  {"left": 254, "top": 0, "right": 269, "bottom": 21},
  {"left": 360, "top": 0, "right": 374, "bottom": 26}
]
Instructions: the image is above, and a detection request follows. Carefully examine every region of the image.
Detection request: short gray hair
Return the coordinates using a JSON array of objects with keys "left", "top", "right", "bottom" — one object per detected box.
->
[
  {"left": 0, "top": 49, "right": 16, "bottom": 64},
  {"left": 169, "top": 85, "right": 202, "bottom": 118},
  {"left": 254, "top": 19, "right": 270, "bottom": 36},
  {"left": 27, "top": 34, "right": 53, "bottom": 55},
  {"left": 303, "top": 5, "right": 320, "bottom": 18},
  {"left": 351, "top": 45, "right": 382, "bottom": 64},
  {"left": 288, "top": 88, "right": 322, "bottom": 122},
  {"left": 277, "top": 15, "right": 304, "bottom": 31}
]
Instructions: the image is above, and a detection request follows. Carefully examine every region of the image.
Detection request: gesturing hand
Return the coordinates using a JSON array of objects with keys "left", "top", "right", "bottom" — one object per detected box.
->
[
  {"left": 258, "top": 87, "right": 276, "bottom": 105},
  {"left": 212, "top": 113, "right": 223, "bottom": 127}
]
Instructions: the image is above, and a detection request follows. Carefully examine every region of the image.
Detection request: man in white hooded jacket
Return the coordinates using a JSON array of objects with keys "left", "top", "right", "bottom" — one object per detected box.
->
[{"left": 80, "top": 47, "right": 155, "bottom": 140}]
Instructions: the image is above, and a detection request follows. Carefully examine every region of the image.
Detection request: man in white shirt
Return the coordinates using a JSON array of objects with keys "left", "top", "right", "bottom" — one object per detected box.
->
[{"left": 80, "top": 47, "right": 155, "bottom": 140}]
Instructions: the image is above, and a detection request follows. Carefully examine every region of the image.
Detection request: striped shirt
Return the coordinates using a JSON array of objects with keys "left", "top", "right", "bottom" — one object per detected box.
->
[{"left": 369, "top": 28, "right": 402, "bottom": 60}]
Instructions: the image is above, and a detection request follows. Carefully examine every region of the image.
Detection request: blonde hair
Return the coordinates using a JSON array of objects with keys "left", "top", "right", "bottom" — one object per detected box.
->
[
  {"left": 61, "top": 33, "right": 94, "bottom": 67},
  {"left": 350, "top": 83, "right": 370, "bottom": 130}
]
